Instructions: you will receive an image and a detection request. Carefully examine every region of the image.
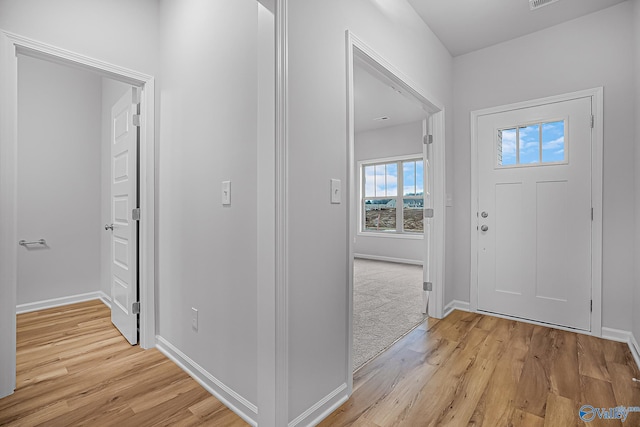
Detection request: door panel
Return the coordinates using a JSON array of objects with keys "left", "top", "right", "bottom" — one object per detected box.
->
[
  {"left": 477, "top": 97, "right": 592, "bottom": 331},
  {"left": 109, "top": 88, "right": 138, "bottom": 345}
]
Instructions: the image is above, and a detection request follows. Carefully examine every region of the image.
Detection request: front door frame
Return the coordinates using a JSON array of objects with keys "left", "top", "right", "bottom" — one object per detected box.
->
[
  {"left": 0, "top": 30, "right": 156, "bottom": 398},
  {"left": 469, "top": 88, "right": 603, "bottom": 336}
]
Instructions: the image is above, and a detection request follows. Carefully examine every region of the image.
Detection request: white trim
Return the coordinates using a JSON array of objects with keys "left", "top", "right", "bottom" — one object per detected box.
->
[
  {"left": 274, "top": 1, "right": 290, "bottom": 425},
  {"left": 356, "top": 232, "right": 424, "bottom": 240},
  {"left": 629, "top": 334, "right": 640, "bottom": 372},
  {"left": 16, "top": 291, "right": 110, "bottom": 314},
  {"left": 354, "top": 253, "right": 422, "bottom": 266},
  {"left": 288, "top": 383, "right": 349, "bottom": 427},
  {"left": 469, "top": 88, "right": 603, "bottom": 336},
  {"left": 0, "top": 30, "right": 156, "bottom": 398},
  {"left": 345, "top": 30, "right": 447, "bottom": 399},
  {"left": 444, "top": 300, "right": 471, "bottom": 317},
  {"left": 155, "top": 336, "right": 257, "bottom": 427},
  {"left": 601, "top": 327, "right": 634, "bottom": 343}
]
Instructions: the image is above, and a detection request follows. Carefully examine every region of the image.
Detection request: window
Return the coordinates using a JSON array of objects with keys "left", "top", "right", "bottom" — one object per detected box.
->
[
  {"left": 362, "top": 156, "right": 424, "bottom": 234},
  {"left": 497, "top": 120, "right": 565, "bottom": 167}
]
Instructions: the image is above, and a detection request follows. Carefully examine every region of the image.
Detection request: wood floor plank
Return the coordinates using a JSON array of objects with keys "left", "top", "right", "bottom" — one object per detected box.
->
[
  {"left": 549, "top": 330, "right": 581, "bottom": 402},
  {"left": 578, "top": 334, "right": 611, "bottom": 381},
  {"left": 580, "top": 375, "right": 623, "bottom": 427},
  {"left": 0, "top": 300, "right": 248, "bottom": 427},
  {"left": 543, "top": 394, "right": 580, "bottom": 427}
]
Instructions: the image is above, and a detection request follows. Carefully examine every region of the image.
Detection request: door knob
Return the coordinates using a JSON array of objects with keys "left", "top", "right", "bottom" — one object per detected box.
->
[
  {"left": 104, "top": 224, "right": 114, "bottom": 231},
  {"left": 481, "top": 225, "right": 488, "bottom": 232},
  {"left": 481, "top": 211, "right": 488, "bottom": 218}
]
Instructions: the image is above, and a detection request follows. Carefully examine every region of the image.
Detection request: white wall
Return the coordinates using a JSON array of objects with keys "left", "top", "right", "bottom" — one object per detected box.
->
[
  {"left": 157, "top": 0, "right": 259, "bottom": 416},
  {"left": 355, "top": 121, "right": 424, "bottom": 264},
  {"left": 101, "top": 78, "right": 132, "bottom": 298},
  {"left": 17, "top": 55, "right": 102, "bottom": 305},
  {"left": 287, "top": 0, "right": 453, "bottom": 422},
  {"left": 452, "top": 2, "right": 635, "bottom": 331},
  {"left": 0, "top": 0, "right": 158, "bottom": 76}
]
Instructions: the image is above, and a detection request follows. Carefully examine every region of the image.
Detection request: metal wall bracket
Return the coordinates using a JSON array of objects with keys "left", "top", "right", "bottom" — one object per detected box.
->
[
  {"left": 423, "top": 282, "right": 433, "bottom": 291},
  {"left": 132, "top": 208, "right": 141, "bottom": 221}
]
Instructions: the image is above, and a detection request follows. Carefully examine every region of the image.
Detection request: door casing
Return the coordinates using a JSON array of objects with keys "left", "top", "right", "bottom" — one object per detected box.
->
[
  {"left": 346, "top": 30, "right": 446, "bottom": 393},
  {"left": 0, "top": 30, "right": 156, "bottom": 398},
  {"left": 469, "top": 88, "right": 603, "bottom": 337}
]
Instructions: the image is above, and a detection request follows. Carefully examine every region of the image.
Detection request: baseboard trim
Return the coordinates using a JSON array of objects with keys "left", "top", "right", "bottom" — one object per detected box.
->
[
  {"left": 629, "top": 334, "right": 640, "bottom": 372},
  {"left": 601, "top": 327, "right": 632, "bottom": 343},
  {"left": 602, "top": 327, "right": 640, "bottom": 371},
  {"left": 155, "top": 336, "right": 257, "bottom": 427},
  {"left": 16, "top": 291, "right": 110, "bottom": 314},
  {"left": 354, "top": 254, "right": 422, "bottom": 266},
  {"left": 443, "top": 300, "right": 470, "bottom": 317},
  {"left": 288, "top": 382, "right": 349, "bottom": 427}
]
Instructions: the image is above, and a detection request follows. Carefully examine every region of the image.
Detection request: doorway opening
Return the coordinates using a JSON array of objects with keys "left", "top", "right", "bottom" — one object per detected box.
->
[
  {"left": 0, "top": 31, "right": 156, "bottom": 398},
  {"left": 346, "top": 32, "right": 446, "bottom": 381}
]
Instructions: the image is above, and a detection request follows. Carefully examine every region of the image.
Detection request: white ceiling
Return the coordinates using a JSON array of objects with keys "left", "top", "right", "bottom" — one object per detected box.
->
[
  {"left": 354, "top": 64, "right": 427, "bottom": 133},
  {"left": 407, "top": 0, "right": 626, "bottom": 56}
]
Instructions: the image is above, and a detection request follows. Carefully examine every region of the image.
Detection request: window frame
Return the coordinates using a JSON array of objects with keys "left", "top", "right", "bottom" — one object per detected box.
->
[
  {"left": 358, "top": 154, "right": 425, "bottom": 238},
  {"left": 496, "top": 117, "right": 569, "bottom": 169}
]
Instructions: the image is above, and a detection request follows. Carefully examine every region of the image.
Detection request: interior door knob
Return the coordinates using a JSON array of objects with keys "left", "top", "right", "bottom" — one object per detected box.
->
[
  {"left": 104, "top": 224, "right": 114, "bottom": 231},
  {"left": 481, "top": 211, "right": 488, "bottom": 218},
  {"left": 481, "top": 225, "right": 488, "bottom": 232}
]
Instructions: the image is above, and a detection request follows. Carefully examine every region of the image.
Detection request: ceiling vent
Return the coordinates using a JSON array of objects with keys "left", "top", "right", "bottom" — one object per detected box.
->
[{"left": 529, "top": 0, "right": 561, "bottom": 10}]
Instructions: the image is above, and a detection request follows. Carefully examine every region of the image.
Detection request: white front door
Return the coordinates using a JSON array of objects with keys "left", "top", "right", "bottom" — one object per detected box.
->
[
  {"left": 477, "top": 96, "right": 592, "bottom": 331},
  {"left": 108, "top": 88, "right": 139, "bottom": 345}
]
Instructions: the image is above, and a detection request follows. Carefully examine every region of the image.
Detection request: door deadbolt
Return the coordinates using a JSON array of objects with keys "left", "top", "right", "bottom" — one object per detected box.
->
[
  {"left": 481, "top": 225, "right": 488, "bottom": 232},
  {"left": 481, "top": 211, "right": 488, "bottom": 218}
]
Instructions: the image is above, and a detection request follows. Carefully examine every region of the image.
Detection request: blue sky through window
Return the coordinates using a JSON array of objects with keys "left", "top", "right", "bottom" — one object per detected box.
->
[
  {"left": 542, "top": 121, "right": 565, "bottom": 162},
  {"left": 519, "top": 124, "right": 540, "bottom": 164}
]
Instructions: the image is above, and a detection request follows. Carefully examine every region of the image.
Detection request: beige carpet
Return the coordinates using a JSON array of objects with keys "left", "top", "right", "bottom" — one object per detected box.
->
[{"left": 353, "top": 258, "right": 426, "bottom": 370}]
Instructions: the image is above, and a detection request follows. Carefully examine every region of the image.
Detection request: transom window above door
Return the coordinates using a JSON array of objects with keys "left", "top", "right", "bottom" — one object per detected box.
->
[{"left": 497, "top": 119, "right": 566, "bottom": 167}]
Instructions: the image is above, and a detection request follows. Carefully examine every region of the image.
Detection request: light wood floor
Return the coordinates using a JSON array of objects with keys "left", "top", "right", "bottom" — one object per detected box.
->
[
  {"left": 0, "top": 300, "right": 248, "bottom": 426},
  {"left": 3, "top": 302, "right": 639, "bottom": 426},
  {"left": 321, "top": 310, "right": 640, "bottom": 427}
]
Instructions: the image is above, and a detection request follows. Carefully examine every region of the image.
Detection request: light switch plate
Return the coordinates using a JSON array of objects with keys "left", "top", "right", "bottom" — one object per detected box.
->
[
  {"left": 331, "top": 179, "right": 341, "bottom": 204},
  {"left": 222, "top": 180, "right": 231, "bottom": 205}
]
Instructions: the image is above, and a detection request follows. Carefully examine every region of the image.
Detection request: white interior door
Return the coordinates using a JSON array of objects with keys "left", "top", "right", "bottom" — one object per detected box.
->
[
  {"left": 108, "top": 88, "right": 138, "bottom": 345},
  {"left": 477, "top": 96, "right": 592, "bottom": 331}
]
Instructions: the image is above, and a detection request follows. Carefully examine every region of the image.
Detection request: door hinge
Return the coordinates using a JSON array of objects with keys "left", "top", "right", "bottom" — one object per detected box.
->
[
  {"left": 423, "top": 282, "right": 433, "bottom": 291},
  {"left": 590, "top": 115, "right": 594, "bottom": 129},
  {"left": 132, "top": 301, "right": 140, "bottom": 314},
  {"left": 132, "top": 114, "right": 141, "bottom": 127},
  {"left": 132, "top": 208, "right": 141, "bottom": 221},
  {"left": 424, "top": 208, "right": 434, "bottom": 218},
  {"left": 423, "top": 134, "right": 433, "bottom": 145}
]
